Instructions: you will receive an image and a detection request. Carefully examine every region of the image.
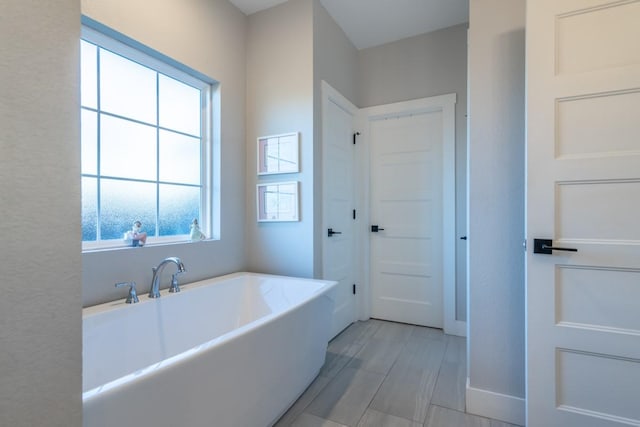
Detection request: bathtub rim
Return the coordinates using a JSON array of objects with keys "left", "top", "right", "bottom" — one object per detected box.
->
[{"left": 83, "top": 271, "right": 336, "bottom": 317}]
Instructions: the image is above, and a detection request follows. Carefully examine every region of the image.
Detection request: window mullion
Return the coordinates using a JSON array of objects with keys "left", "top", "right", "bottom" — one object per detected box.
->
[
  {"left": 96, "top": 47, "right": 102, "bottom": 242},
  {"left": 155, "top": 71, "right": 160, "bottom": 239},
  {"left": 201, "top": 86, "right": 211, "bottom": 237}
]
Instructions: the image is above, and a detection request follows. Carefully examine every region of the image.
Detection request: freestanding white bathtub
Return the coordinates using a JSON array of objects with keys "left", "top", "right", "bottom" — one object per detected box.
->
[{"left": 82, "top": 272, "right": 337, "bottom": 427}]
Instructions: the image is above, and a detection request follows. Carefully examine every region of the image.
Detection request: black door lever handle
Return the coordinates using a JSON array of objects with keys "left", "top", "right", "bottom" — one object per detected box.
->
[
  {"left": 533, "top": 238, "right": 578, "bottom": 254},
  {"left": 328, "top": 228, "right": 342, "bottom": 237},
  {"left": 371, "top": 225, "right": 385, "bottom": 232}
]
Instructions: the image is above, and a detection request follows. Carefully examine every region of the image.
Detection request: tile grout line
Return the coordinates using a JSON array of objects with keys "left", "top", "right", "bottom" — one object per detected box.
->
[
  {"left": 421, "top": 334, "right": 453, "bottom": 425},
  {"left": 340, "top": 320, "right": 408, "bottom": 426},
  {"left": 354, "top": 328, "right": 414, "bottom": 426},
  {"left": 422, "top": 333, "right": 449, "bottom": 426},
  {"left": 422, "top": 337, "right": 460, "bottom": 427}
]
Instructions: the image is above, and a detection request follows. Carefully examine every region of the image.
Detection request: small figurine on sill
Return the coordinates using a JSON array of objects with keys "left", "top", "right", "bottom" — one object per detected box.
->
[
  {"left": 190, "top": 218, "right": 206, "bottom": 242},
  {"left": 124, "top": 220, "right": 147, "bottom": 246},
  {"left": 132, "top": 221, "right": 147, "bottom": 246}
]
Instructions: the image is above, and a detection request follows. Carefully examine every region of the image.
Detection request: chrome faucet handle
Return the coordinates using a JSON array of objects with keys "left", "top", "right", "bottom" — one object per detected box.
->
[
  {"left": 169, "top": 271, "right": 184, "bottom": 293},
  {"left": 115, "top": 282, "right": 140, "bottom": 304}
]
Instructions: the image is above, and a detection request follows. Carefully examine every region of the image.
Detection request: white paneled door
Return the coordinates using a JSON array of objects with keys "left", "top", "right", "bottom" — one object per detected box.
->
[
  {"left": 322, "top": 82, "right": 358, "bottom": 339},
  {"left": 526, "top": 1, "right": 640, "bottom": 426},
  {"left": 365, "top": 95, "right": 456, "bottom": 328}
]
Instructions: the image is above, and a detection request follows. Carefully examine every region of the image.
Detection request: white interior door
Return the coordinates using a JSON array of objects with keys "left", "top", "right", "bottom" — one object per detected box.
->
[
  {"left": 365, "top": 95, "right": 456, "bottom": 329},
  {"left": 527, "top": 1, "right": 640, "bottom": 426},
  {"left": 322, "top": 82, "right": 357, "bottom": 339}
]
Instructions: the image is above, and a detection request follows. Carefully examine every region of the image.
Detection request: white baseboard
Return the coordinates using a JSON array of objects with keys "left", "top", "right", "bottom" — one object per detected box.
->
[{"left": 466, "top": 378, "right": 525, "bottom": 426}]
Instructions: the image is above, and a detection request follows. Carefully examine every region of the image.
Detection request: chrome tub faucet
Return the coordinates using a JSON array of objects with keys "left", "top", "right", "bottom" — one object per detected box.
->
[{"left": 149, "top": 257, "right": 186, "bottom": 298}]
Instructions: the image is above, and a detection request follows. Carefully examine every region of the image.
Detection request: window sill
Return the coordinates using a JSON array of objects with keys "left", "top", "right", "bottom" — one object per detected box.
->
[{"left": 82, "top": 235, "right": 213, "bottom": 253}]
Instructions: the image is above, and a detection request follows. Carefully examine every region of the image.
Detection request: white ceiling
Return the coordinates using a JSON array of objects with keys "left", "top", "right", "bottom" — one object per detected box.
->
[
  {"left": 230, "top": 0, "right": 289, "bottom": 15},
  {"left": 229, "top": 0, "right": 469, "bottom": 50}
]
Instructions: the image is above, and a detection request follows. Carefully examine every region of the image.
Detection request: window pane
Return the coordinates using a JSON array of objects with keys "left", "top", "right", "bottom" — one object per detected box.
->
[
  {"left": 81, "top": 40, "right": 97, "bottom": 109},
  {"left": 100, "top": 179, "right": 156, "bottom": 240},
  {"left": 159, "top": 74, "right": 201, "bottom": 136},
  {"left": 100, "top": 114, "right": 157, "bottom": 181},
  {"left": 100, "top": 49, "right": 157, "bottom": 124},
  {"left": 81, "top": 109, "right": 98, "bottom": 175},
  {"left": 159, "top": 130, "right": 200, "bottom": 184},
  {"left": 159, "top": 184, "right": 200, "bottom": 236},
  {"left": 82, "top": 177, "right": 97, "bottom": 241}
]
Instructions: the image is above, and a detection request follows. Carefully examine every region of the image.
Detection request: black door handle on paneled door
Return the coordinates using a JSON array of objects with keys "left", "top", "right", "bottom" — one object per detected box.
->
[
  {"left": 533, "top": 238, "right": 578, "bottom": 254},
  {"left": 371, "top": 225, "right": 385, "bottom": 232},
  {"left": 327, "top": 228, "right": 342, "bottom": 237}
]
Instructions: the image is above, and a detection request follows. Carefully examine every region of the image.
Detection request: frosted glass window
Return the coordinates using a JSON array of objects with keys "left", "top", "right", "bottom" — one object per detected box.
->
[
  {"left": 82, "top": 177, "right": 97, "bottom": 241},
  {"left": 81, "top": 40, "right": 97, "bottom": 109},
  {"left": 81, "top": 25, "right": 213, "bottom": 247},
  {"left": 159, "top": 74, "right": 201, "bottom": 136},
  {"left": 81, "top": 109, "right": 97, "bottom": 175},
  {"left": 159, "top": 130, "right": 200, "bottom": 184},
  {"left": 100, "top": 49, "right": 157, "bottom": 124},
  {"left": 100, "top": 180, "right": 156, "bottom": 240},
  {"left": 159, "top": 185, "right": 200, "bottom": 236},
  {"left": 100, "top": 114, "right": 157, "bottom": 181}
]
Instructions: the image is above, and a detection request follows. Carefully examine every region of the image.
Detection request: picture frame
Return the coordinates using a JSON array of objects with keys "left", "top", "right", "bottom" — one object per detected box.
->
[
  {"left": 257, "top": 132, "right": 299, "bottom": 175},
  {"left": 256, "top": 181, "right": 299, "bottom": 222}
]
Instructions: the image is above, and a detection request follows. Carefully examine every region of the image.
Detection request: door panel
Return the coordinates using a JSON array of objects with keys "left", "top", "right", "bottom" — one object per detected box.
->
[
  {"left": 370, "top": 110, "right": 444, "bottom": 328},
  {"left": 556, "top": 180, "right": 640, "bottom": 240},
  {"left": 556, "top": 266, "right": 640, "bottom": 332},
  {"left": 322, "top": 83, "right": 357, "bottom": 339},
  {"left": 556, "top": 349, "right": 640, "bottom": 422},
  {"left": 555, "top": 1, "right": 640, "bottom": 75},
  {"left": 556, "top": 90, "right": 640, "bottom": 158},
  {"left": 526, "top": 1, "right": 640, "bottom": 426}
]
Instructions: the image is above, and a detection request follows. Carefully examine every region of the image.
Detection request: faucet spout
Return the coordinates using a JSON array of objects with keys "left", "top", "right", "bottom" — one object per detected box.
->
[{"left": 149, "top": 257, "right": 186, "bottom": 298}]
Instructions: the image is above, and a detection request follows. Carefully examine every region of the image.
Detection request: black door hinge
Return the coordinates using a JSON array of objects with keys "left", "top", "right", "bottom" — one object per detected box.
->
[
  {"left": 353, "top": 284, "right": 356, "bottom": 295},
  {"left": 353, "top": 209, "right": 356, "bottom": 220},
  {"left": 353, "top": 132, "right": 360, "bottom": 145}
]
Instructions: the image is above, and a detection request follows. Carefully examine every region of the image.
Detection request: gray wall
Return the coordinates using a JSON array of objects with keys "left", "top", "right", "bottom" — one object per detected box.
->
[
  {"left": 312, "top": 0, "right": 359, "bottom": 276},
  {"left": 81, "top": 0, "right": 248, "bottom": 306},
  {"left": 467, "top": 0, "right": 525, "bottom": 400},
  {"left": 245, "top": 0, "right": 316, "bottom": 278},
  {"left": 357, "top": 24, "right": 469, "bottom": 321},
  {"left": 313, "top": 0, "right": 359, "bottom": 107},
  {"left": 0, "top": 1, "right": 82, "bottom": 426}
]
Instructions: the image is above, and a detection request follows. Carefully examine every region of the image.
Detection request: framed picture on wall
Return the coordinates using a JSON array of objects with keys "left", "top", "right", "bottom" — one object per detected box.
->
[
  {"left": 257, "top": 132, "right": 299, "bottom": 175},
  {"left": 256, "top": 181, "right": 299, "bottom": 222}
]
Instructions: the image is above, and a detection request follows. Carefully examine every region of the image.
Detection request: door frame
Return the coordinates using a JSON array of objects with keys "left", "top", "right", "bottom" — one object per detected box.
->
[{"left": 358, "top": 94, "right": 464, "bottom": 336}]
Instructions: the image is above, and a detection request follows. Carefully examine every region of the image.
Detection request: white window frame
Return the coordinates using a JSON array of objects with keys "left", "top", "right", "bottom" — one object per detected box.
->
[{"left": 81, "top": 21, "right": 218, "bottom": 251}]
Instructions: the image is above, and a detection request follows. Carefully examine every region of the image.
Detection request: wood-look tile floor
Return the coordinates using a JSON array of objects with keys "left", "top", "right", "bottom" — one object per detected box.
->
[{"left": 274, "top": 319, "right": 522, "bottom": 427}]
